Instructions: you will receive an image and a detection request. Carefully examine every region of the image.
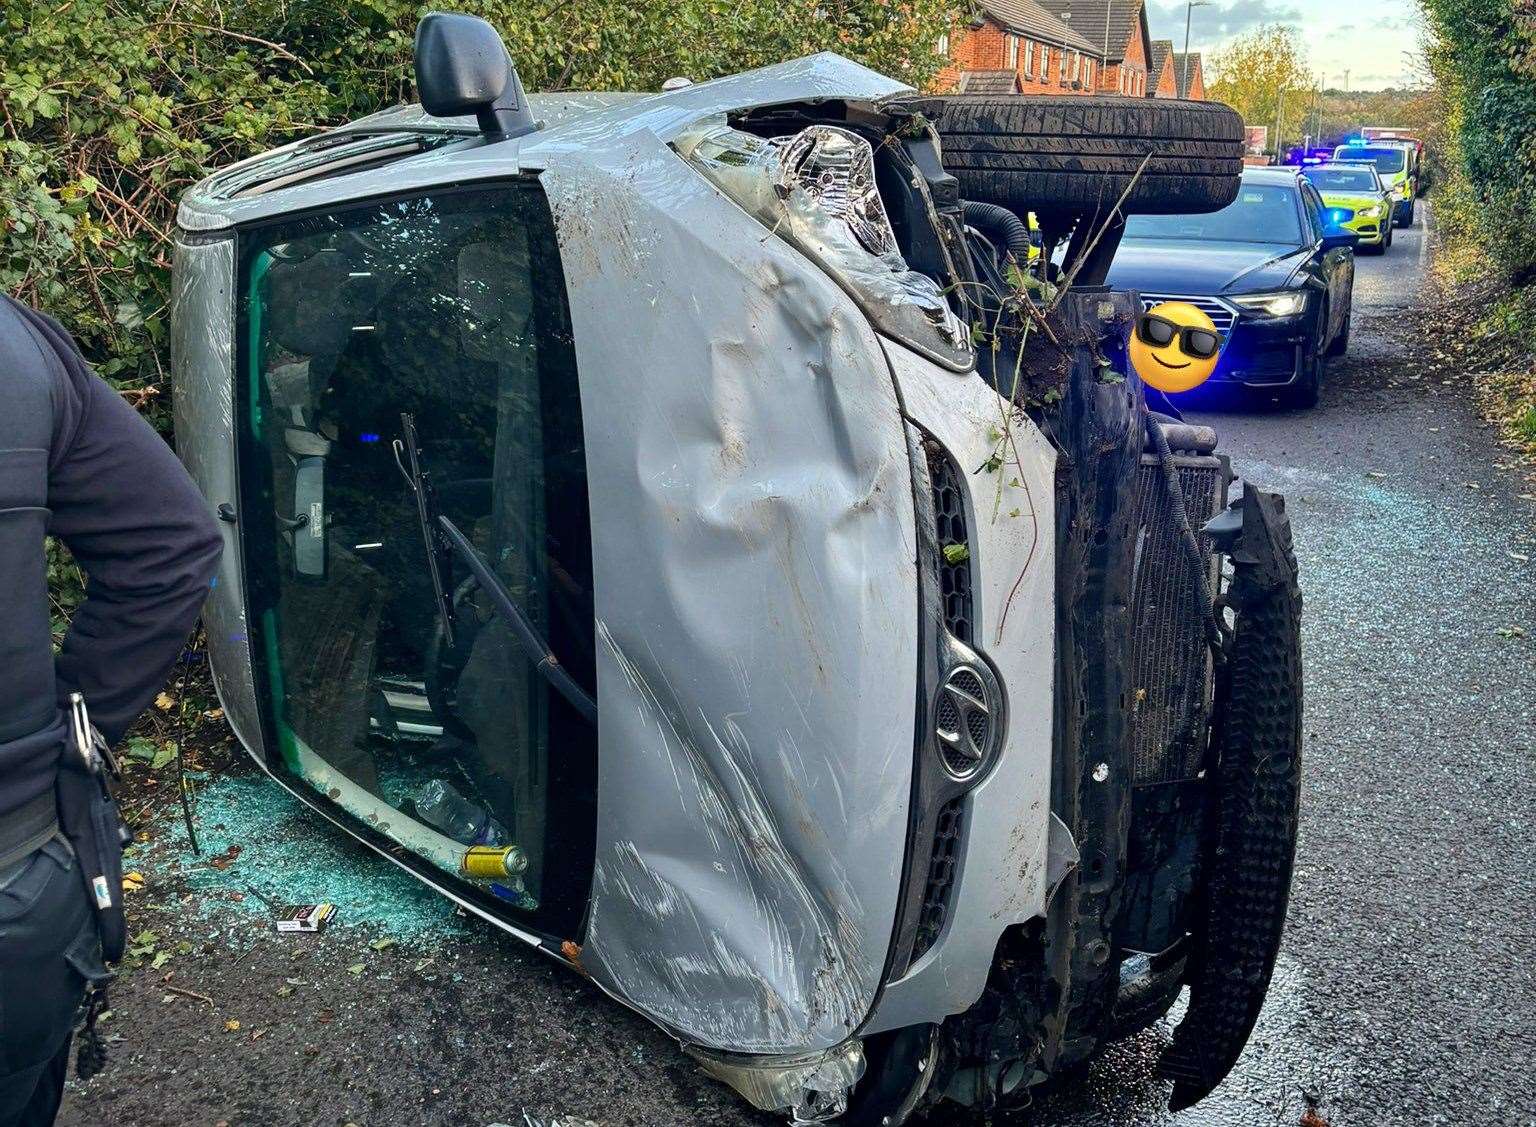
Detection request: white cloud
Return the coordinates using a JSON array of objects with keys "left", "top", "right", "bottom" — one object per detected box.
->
[{"left": 1146, "top": 0, "right": 1420, "bottom": 90}]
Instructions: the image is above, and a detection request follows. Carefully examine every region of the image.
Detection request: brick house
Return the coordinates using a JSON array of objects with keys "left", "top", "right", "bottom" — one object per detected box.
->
[
  {"left": 1149, "top": 40, "right": 1178, "bottom": 98},
  {"left": 937, "top": 0, "right": 1106, "bottom": 95},
  {"left": 1054, "top": 0, "right": 1155, "bottom": 96},
  {"left": 1171, "top": 51, "right": 1206, "bottom": 99}
]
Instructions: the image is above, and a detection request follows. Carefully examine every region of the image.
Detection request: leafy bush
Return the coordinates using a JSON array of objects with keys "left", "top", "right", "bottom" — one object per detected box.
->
[
  {"left": 1419, "top": 0, "right": 1536, "bottom": 282},
  {"left": 2, "top": 0, "right": 959, "bottom": 431}
]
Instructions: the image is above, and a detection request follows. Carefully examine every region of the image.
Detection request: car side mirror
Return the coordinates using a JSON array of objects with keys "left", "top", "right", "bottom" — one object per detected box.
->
[
  {"left": 414, "top": 12, "right": 536, "bottom": 140},
  {"left": 1320, "top": 228, "right": 1359, "bottom": 253}
]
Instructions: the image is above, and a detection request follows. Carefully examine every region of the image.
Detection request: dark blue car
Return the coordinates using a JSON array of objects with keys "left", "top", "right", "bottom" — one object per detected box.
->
[{"left": 1108, "top": 166, "right": 1358, "bottom": 408}]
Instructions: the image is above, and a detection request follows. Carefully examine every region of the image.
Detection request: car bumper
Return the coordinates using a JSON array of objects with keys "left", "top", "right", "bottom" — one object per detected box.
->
[
  {"left": 1177, "top": 311, "right": 1314, "bottom": 389},
  {"left": 1346, "top": 214, "right": 1388, "bottom": 243}
]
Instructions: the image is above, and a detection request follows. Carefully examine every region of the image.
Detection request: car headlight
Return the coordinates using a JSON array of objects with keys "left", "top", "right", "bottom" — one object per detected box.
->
[
  {"left": 1232, "top": 290, "right": 1308, "bottom": 317},
  {"left": 1358, "top": 203, "right": 1383, "bottom": 218},
  {"left": 675, "top": 117, "right": 972, "bottom": 369}
]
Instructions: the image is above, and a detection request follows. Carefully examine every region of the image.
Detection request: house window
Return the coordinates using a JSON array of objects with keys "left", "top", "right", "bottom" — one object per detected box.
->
[
  {"left": 1085, "top": 59, "right": 1094, "bottom": 86},
  {"left": 1070, "top": 52, "right": 1081, "bottom": 82},
  {"left": 1007, "top": 34, "right": 1019, "bottom": 68},
  {"left": 1039, "top": 44, "right": 1049, "bottom": 79},
  {"left": 1025, "top": 41, "right": 1036, "bottom": 77},
  {"left": 937, "top": 32, "right": 949, "bottom": 57}
]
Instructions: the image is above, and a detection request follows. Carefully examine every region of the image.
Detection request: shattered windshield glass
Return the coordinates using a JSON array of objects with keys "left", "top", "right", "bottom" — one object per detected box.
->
[{"left": 235, "top": 182, "right": 596, "bottom": 935}]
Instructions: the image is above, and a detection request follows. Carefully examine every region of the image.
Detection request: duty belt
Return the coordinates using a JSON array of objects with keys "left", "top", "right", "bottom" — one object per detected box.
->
[{"left": 0, "top": 790, "right": 60, "bottom": 872}]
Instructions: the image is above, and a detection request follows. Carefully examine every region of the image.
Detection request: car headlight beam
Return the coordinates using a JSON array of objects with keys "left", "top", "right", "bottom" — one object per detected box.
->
[{"left": 1232, "top": 290, "right": 1308, "bottom": 318}]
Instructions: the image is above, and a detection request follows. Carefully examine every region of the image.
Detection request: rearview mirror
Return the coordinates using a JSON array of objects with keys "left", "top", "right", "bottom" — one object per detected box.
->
[{"left": 414, "top": 12, "right": 536, "bottom": 139}]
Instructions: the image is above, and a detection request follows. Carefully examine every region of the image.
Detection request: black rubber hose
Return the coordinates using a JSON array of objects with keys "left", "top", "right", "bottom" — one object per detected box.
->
[{"left": 962, "top": 200, "right": 1033, "bottom": 264}]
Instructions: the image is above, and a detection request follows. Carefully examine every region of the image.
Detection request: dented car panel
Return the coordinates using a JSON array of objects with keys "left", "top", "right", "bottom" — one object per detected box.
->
[{"left": 537, "top": 130, "right": 919, "bottom": 1053}]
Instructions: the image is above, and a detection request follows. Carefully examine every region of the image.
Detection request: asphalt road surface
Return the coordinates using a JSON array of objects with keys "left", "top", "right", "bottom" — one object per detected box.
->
[{"left": 60, "top": 206, "right": 1535, "bottom": 1127}]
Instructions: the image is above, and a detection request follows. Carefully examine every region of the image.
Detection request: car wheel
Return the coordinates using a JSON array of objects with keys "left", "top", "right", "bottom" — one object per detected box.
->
[
  {"left": 1285, "top": 340, "right": 1325, "bottom": 408},
  {"left": 926, "top": 96, "right": 1244, "bottom": 219},
  {"left": 1327, "top": 298, "right": 1351, "bottom": 356},
  {"left": 1384, "top": 223, "right": 1394, "bottom": 250}
]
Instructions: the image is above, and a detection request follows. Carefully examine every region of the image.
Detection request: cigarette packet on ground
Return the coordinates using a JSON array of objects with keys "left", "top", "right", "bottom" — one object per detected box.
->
[{"left": 275, "top": 903, "right": 337, "bottom": 932}]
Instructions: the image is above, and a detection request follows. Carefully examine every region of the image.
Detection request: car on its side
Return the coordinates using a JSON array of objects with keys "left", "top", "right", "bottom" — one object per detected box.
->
[
  {"left": 1302, "top": 162, "right": 1393, "bottom": 253},
  {"left": 1107, "top": 166, "right": 1359, "bottom": 408},
  {"left": 1333, "top": 140, "right": 1418, "bottom": 227},
  {"left": 170, "top": 16, "right": 1305, "bottom": 1124}
]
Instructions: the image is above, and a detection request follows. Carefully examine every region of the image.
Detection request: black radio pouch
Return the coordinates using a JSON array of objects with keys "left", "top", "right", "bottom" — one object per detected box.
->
[{"left": 54, "top": 752, "right": 128, "bottom": 964}]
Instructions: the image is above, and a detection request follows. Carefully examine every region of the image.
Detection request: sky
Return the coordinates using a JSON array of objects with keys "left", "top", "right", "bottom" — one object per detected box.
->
[{"left": 1144, "top": 0, "right": 1425, "bottom": 89}]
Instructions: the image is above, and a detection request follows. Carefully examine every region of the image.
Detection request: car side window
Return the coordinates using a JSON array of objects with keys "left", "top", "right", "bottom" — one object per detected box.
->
[{"left": 1300, "top": 184, "right": 1326, "bottom": 242}]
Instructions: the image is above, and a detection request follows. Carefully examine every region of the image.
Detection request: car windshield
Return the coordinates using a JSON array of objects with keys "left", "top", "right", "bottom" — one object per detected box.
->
[
  {"left": 235, "top": 182, "right": 597, "bottom": 936},
  {"left": 1334, "top": 147, "right": 1406, "bottom": 173},
  {"left": 1303, "top": 167, "right": 1379, "bottom": 192},
  {"left": 1123, "top": 183, "right": 1301, "bottom": 245}
]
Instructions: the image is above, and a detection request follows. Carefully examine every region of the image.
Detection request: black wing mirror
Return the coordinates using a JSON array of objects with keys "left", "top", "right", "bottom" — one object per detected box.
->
[
  {"left": 1320, "top": 227, "right": 1359, "bottom": 253},
  {"left": 414, "top": 12, "right": 536, "bottom": 139}
]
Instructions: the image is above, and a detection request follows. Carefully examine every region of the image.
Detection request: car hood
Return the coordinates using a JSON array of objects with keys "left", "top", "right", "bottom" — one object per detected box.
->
[
  {"left": 1108, "top": 239, "right": 1309, "bottom": 295},
  {"left": 1319, "top": 191, "right": 1384, "bottom": 210}
]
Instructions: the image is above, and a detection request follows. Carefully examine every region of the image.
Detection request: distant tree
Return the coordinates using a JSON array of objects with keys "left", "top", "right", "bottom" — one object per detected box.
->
[{"left": 1206, "top": 24, "right": 1319, "bottom": 150}]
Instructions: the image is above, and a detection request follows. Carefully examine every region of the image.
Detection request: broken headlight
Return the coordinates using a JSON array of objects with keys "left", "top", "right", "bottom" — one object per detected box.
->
[{"left": 675, "top": 118, "right": 972, "bottom": 370}]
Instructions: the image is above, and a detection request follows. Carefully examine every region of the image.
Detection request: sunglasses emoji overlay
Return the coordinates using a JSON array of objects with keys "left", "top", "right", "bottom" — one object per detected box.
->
[{"left": 1128, "top": 301, "right": 1221, "bottom": 393}]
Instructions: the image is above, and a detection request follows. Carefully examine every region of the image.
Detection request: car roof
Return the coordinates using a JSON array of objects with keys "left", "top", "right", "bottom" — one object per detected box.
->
[
  {"left": 1240, "top": 166, "right": 1303, "bottom": 187},
  {"left": 1303, "top": 163, "right": 1380, "bottom": 176}
]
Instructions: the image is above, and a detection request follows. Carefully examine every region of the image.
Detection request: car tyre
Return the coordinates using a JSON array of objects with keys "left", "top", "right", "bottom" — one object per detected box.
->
[
  {"left": 925, "top": 96, "right": 1244, "bottom": 219},
  {"left": 1285, "top": 342, "right": 1325, "bottom": 408},
  {"left": 1384, "top": 222, "right": 1394, "bottom": 250},
  {"left": 1327, "top": 298, "right": 1351, "bottom": 356}
]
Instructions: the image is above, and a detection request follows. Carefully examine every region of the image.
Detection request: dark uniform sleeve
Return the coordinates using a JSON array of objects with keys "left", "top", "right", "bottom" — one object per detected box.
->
[{"left": 32, "top": 310, "right": 223, "bottom": 745}]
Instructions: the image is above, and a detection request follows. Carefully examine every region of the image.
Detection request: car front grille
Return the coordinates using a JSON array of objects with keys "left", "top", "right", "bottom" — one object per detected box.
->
[
  {"left": 1139, "top": 293, "right": 1238, "bottom": 342},
  {"left": 910, "top": 795, "right": 964, "bottom": 962},
  {"left": 927, "top": 445, "right": 974, "bottom": 644}
]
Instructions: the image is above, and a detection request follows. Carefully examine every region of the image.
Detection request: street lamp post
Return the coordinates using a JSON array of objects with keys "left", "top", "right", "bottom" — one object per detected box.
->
[
  {"left": 1103, "top": 3, "right": 1112, "bottom": 90},
  {"left": 1182, "top": 0, "right": 1211, "bottom": 97}
]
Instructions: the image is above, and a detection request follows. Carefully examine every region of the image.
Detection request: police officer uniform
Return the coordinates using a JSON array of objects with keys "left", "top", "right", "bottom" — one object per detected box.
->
[{"left": 0, "top": 296, "right": 221, "bottom": 1125}]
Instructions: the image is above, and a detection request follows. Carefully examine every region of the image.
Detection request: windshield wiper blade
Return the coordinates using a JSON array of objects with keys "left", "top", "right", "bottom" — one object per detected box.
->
[
  {"left": 393, "top": 412, "right": 457, "bottom": 648},
  {"left": 436, "top": 514, "right": 598, "bottom": 727}
]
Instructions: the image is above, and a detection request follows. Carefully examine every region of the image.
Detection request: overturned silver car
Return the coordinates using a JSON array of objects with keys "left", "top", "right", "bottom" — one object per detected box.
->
[{"left": 172, "top": 14, "right": 1302, "bottom": 1123}]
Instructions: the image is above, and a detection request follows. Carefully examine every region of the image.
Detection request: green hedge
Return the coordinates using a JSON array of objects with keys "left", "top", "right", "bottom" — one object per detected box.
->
[
  {"left": 2, "top": 0, "right": 958, "bottom": 428},
  {"left": 1419, "top": 0, "right": 1536, "bottom": 282}
]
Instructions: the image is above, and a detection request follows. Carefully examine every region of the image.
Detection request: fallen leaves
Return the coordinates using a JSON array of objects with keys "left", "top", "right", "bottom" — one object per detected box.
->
[
  {"left": 122, "top": 871, "right": 146, "bottom": 893},
  {"left": 206, "top": 844, "right": 242, "bottom": 872},
  {"left": 223, "top": 1019, "right": 241, "bottom": 1033}
]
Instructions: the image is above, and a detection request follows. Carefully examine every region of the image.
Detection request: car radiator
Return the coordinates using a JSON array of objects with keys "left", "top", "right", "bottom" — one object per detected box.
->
[{"left": 1127, "top": 450, "right": 1228, "bottom": 786}]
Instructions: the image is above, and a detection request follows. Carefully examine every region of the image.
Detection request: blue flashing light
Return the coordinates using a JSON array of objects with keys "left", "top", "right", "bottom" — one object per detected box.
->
[
  {"left": 359, "top": 432, "right": 381, "bottom": 444},
  {"left": 1346, "top": 137, "right": 1366, "bottom": 145},
  {"left": 1328, "top": 209, "right": 1350, "bottom": 224}
]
